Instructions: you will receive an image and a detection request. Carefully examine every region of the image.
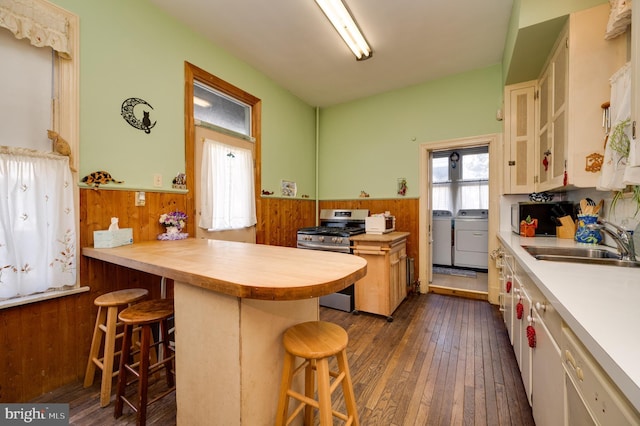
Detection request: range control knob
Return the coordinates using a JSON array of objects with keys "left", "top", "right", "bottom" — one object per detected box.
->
[{"left": 318, "top": 236, "right": 324, "bottom": 242}]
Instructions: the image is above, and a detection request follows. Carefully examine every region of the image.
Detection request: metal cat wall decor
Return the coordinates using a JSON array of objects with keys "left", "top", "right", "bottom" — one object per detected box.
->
[{"left": 121, "top": 97, "right": 157, "bottom": 134}]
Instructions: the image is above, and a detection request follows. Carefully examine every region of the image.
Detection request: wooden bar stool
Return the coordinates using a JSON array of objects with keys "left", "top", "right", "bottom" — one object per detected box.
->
[
  {"left": 84, "top": 288, "right": 149, "bottom": 407},
  {"left": 114, "top": 299, "right": 175, "bottom": 426},
  {"left": 276, "top": 321, "right": 359, "bottom": 426}
]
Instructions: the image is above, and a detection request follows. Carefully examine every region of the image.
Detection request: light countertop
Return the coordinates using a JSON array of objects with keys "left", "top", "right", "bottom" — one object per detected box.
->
[{"left": 498, "top": 231, "right": 640, "bottom": 412}]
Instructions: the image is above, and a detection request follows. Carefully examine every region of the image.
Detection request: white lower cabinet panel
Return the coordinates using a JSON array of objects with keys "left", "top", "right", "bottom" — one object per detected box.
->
[
  {"left": 531, "top": 309, "right": 564, "bottom": 426},
  {"left": 562, "top": 326, "right": 640, "bottom": 425}
]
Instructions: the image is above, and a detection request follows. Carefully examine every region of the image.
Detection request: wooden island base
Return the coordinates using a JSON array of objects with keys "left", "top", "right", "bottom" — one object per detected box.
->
[{"left": 174, "top": 281, "right": 317, "bottom": 425}]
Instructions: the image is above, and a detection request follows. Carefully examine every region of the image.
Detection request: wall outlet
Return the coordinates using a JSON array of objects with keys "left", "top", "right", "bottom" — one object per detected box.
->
[
  {"left": 153, "top": 174, "right": 162, "bottom": 187},
  {"left": 135, "top": 191, "right": 146, "bottom": 206}
]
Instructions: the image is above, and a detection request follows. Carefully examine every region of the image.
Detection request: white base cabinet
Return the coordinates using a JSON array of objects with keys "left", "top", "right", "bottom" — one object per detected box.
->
[
  {"left": 499, "top": 241, "right": 640, "bottom": 425},
  {"left": 531, "top": 308, "right": 564, "bottom": 426},
  {"left": 499, "top": 242, "right": 564, "bottom": 423}
]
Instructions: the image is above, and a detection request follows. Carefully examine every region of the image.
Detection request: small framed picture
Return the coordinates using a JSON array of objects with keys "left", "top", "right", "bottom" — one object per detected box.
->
[
  {"left": 397, "top": 178, "right": 407, "bottom": 196},
  {"left": 281, "top": 180, "right": 297, "bottom": 197}
]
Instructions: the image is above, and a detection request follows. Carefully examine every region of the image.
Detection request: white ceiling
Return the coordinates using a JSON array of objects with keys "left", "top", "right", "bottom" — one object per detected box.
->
[{"left": 149, "top": 0, "right": 514, "bottom": 107}]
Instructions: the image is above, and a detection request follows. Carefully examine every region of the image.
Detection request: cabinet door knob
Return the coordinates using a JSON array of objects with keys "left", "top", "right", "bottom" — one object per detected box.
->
[{"left": 535, "top": 302, "right": 546, "bottom": 311}]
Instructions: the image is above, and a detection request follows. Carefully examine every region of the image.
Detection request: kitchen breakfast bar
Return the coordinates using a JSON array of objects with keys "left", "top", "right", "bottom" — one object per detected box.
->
[{"left": 82, "top": 238, "right": 367, "bottom": 425}]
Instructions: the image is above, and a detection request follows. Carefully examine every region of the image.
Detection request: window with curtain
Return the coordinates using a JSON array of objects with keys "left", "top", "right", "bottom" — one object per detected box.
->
[
  {"left": 0, "top": 0, "right": 79, "bottom": 301},
  {"left": 199, "top": 139, "right": 256, "bottom": 231},
  {"left": 432, "top": 147, "right": 489, "bottom": 213}
]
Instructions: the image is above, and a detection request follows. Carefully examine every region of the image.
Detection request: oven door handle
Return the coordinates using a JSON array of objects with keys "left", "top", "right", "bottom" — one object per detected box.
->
[{"left": 297, "top": 241, "right": 351, "bottom": 253}]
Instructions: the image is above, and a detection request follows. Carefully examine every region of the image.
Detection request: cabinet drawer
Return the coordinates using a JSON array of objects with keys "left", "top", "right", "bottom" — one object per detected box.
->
[{"left": 562, "top": 326, "right": 640, "bottom": 424}]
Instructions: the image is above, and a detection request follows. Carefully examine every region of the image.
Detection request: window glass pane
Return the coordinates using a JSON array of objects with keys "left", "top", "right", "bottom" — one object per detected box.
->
[
  {"left": 194, "top": 82, "right": 251, "bottom": 136},
  {"left": 461, "top": 153, "right": 489, "bottom": 181},
  {"left": 432, "top": 157, "right": 449, "bottom": 183},
  {"left": 0, "top": 30, "right": 52, "bottom": 150}
]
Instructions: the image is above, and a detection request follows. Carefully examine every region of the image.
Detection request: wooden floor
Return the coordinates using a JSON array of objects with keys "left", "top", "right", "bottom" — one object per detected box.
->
[
  {"left": 430, "top": 270, "right": 489, "bottom": 301},
  {"left": 32, "top": 293, "right": 533, "bottom": 425}
]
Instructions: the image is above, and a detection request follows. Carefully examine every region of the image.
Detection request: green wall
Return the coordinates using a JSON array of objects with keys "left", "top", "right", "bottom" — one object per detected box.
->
[
  {"left": 318, "top": 64, "right": 503, "bottom": 199},
  {"left": 51, "top": 0, "right": 317, "bottom": 197},
  {"left": 50, "top": 1, "right": 606, "bottom": 202}
]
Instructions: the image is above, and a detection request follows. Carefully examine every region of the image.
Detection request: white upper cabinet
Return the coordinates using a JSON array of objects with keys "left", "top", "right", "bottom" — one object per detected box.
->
[
  {"left": 535, "top": 4, "right": 627, "bottom": 191},
  {"left": 503, "top": 81, "right": 536, "bottom": 194}
]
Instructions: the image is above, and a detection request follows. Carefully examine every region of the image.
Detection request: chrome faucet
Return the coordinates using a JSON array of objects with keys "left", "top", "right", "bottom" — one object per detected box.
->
[{"left": 588, "top": 220, "right": 637, "bottom": 261}]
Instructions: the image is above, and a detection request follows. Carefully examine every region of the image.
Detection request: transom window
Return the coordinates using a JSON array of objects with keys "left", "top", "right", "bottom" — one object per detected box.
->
[{"left": 193, "top": 82, "right": 252, "bottom": 140}]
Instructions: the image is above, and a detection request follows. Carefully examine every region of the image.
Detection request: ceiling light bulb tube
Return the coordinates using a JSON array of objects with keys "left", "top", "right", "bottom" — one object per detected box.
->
[
  {"left": 193, "top": 96, "right": 211, "bottom": 107},
  {"left": 315, "top": 0, "right": 371, "bottom": 60}
]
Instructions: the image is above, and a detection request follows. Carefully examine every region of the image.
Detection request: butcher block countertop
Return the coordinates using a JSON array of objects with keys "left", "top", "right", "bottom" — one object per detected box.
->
[
  {"left": 82, "top": 238, "right": 367, "bottom": 300},
  {"left": 350, "top": 231, "right": 410, "bottom": 243}
]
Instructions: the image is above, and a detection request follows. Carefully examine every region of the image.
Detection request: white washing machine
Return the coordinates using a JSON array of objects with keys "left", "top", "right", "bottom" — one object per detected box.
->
[
  {"left": 432, "top": 210, "right": 453, "bottom": 266},
  {"left": 454, "top": 209, "right": 489, "bottom": 269}
]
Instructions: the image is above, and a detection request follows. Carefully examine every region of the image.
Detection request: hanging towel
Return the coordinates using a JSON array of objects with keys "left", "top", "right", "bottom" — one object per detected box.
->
[
  {"left": 598, "top": 62, "right": 631, "bottom": 191},
  {"left": 605, "top": 0, "right": 632, "bottom": 40}
]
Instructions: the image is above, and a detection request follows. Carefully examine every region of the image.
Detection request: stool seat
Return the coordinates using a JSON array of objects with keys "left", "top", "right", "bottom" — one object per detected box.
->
[
  {"left": 115, "top": 299, "right": 175, "bottom": 426},
  {"left": 283, "top": 321, "right": 348, "bottom": 359},
  {"left": 276, "top": 321, "right": 359, "bottom": 426},
  {"left": 84, "top": 288, "right": 149, "bottom": 407},
  {"left": 119, "top": 298, "right": 174, "bottom": 325},
  {"left": 94, "top": 288, "right": 149, "bottom": 307}
]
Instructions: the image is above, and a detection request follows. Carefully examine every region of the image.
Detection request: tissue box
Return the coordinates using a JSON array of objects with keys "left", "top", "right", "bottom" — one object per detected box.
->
[{"left": 93, "top": 228, "right": 133, "bottom": 248}]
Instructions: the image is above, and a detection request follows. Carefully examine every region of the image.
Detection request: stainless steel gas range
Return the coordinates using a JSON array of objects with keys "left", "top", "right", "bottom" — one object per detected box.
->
[{"left": 297, "top": 209, "right": 369, "bottom": 311}]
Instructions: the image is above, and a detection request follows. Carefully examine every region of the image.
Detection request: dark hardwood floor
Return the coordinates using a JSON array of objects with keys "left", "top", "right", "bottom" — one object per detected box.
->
[{"left": 31, "top": 293, "right": 533, "bottom": 425}]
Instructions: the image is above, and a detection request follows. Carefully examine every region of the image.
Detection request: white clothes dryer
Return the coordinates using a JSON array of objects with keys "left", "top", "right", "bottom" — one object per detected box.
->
[{"left": 454, "top": 209, "right": 489, "bottom": 269}]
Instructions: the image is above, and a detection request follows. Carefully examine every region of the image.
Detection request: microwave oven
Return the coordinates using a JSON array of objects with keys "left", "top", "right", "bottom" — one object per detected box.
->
[
  {"left": 511, "top": 201, "right": 574, "bottom": 236},
  {"left": 365, "top": 216, "right": 395, "bottom": 234}
]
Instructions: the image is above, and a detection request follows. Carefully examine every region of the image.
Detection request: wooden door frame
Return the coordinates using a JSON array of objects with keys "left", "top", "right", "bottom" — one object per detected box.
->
[{"left": 418, "top": 133, "right": 501, "bottom": 304}]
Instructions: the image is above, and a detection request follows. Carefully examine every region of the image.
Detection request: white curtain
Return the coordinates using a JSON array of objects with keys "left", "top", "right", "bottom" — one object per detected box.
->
[
  {"left": 0, "top": 147, "right": 76, "bottom": 300},
  {"left": 432, "top": 181, "right": 488, "bottom": 213},
  {"left": 0, "top": 0, "right": 72, "bottom": 58},
  {"left": 199, "top": 139, "right": 256, "bottom": 231}
]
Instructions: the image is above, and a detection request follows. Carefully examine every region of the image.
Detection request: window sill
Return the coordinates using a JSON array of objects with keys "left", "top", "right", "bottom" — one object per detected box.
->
[
  {"left": 0, "top": 286, "right": 90, "bottom": 310},
  {"left": 79, "top": 184, "right": 188, "bottom": 194}
]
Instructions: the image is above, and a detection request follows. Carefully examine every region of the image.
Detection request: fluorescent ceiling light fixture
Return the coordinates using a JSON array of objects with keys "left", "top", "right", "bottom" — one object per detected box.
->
[
  {"left": 315, "top": 0, "right": 372, "bottom": 60},
  {"left": 193, "top": 96, "right": 212, "bottom": 107}
]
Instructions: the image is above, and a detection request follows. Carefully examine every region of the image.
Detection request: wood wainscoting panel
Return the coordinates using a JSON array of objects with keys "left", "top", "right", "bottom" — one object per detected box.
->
[
  {"left": 256, "top": 197, "right": 316, "bottom": 247},
  {"left": 319, "top": 198, "right": 419, "bottom": 286}
]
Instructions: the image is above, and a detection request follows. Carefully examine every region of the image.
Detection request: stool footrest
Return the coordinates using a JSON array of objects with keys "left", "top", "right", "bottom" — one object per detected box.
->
[{"left": 285, "top": 390, "right": 352, "bottom": 425}]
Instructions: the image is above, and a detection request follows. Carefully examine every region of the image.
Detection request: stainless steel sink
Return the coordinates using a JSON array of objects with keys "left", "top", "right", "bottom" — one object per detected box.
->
[{"left": 521, "top": 245, "right": 640, "bottom": 268}]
